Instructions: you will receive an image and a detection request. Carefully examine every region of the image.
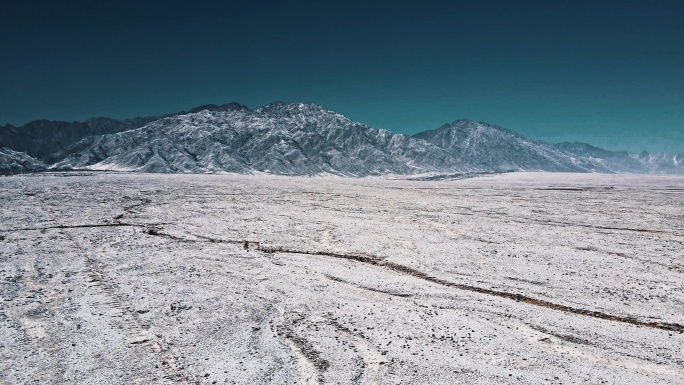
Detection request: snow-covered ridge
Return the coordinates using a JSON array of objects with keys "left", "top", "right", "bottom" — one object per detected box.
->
[
  {"left": 3, "top": 102, "right": 682, "bottom": 175},
  {"left": 0, "top": 147, "right": 46, "bottom": 172},
  {"left": 48, "top": 103, "right": 456, "bottom": 175}
]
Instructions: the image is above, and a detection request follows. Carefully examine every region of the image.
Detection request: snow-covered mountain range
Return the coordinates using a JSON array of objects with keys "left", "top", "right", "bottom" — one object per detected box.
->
[
  {"left": 0, "top": 147, "right": 47, "bottom": 173},
  {"left": 554, "top": 142, "right": 683, "bottom": 174},
  {"left": 48, "top": 103, "right": 462, "bottom": 175},
  {"left": 413, "top": 119, "right": 602, "bottom": 173},
  {"left": 1, "top": 102, "right": 682, "bottom": 175}
]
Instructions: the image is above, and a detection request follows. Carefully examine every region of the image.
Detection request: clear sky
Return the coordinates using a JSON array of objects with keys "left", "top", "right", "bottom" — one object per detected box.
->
[{"left": 1, "top": 0, "right": 683, "bottom": 153}]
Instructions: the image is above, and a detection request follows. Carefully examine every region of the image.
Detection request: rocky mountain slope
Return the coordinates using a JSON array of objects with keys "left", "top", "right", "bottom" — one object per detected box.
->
[
  {"left": 3, "top": 101, "right": 682, "bottom": 175},
  {"left": 47, "top": 103, "right": 608, "bottom": 175},
  {"left": 0, "top": 147, "right": 47, "bottom": 172},
  {"left": 49, "top": 102, "right": 464, "bottom": 175},
  {"left": 0, "top": 103, "right": 248, "bottom": 159},
  {"left": 413, "top": 119, "right": 604, "bottom": 173},
  {"left": 556, "top": 142, "right": 684, "bottom": 174}
]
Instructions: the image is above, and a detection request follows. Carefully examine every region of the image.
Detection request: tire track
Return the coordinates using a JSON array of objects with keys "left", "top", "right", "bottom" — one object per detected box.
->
[
  {"left": 325, "top": 319, "right": 388, "bottom": 385},
  {"left": 62, "top": 229, "right": 198, "bottom": 384},
  {"left": 274, "top": 308, "right": 387, "bottom": 385},
  {"left": 276, "top": 308, "right": 328, "bottom": 385},
  {"left": 123, "top": 198, "right": 152, "bottom": 214},
  {"left": 83, "top": 258, "right": 197, "bottom": 384},
  {"left": 115, "top": 197, "right": 153, "bottom": 220},
  {"left": 17, "top": 194, "right": 196, "bottom": 383}
]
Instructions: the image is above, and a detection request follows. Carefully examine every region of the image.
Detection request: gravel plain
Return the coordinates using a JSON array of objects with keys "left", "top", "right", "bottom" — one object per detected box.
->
[{"left": 1, "top": 172, "right": 683, "bottom": 384}]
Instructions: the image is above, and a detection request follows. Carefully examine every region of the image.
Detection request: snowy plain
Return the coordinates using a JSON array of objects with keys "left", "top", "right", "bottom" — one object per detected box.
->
[{"left": 1, "top": 172, "right": 683, "bottom": 384}]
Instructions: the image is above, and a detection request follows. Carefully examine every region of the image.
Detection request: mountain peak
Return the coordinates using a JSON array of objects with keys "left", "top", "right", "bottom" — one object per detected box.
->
[
  {"left": 447, "top": 118, "right": 506, "bottom": 130},
  {"left": 257, "top": 101, "right": 332, "bottom": 115},
  {"left": 188, "top": 102, "right": 251, "bottom": 114},
  {"left": 450, "top": 118, "right": 477, "bottom": 125},
  {"left": 416, "top": 118, "right": 513, "bottom": 138}
]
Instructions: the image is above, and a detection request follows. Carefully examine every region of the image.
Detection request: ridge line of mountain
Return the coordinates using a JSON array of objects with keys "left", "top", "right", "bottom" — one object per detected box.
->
[{"left": 1, "top": 102, "right": 681, "bottom": 175}]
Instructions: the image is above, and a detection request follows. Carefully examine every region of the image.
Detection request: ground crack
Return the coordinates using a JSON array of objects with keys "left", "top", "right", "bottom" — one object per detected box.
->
[
  {"left": 145, "top": 229, "right": 684, "bottom": 333},
  {"left": 324, "top": 274, "right": 412, "bottom": 298},
  {"left": 0, "top": 223, "right": 169, "bottom": 232}
]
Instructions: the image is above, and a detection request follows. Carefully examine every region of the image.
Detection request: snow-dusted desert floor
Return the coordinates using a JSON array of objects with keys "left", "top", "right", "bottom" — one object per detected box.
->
[{"left": 1, "top": 172, "right": 683, "bottom": 384}]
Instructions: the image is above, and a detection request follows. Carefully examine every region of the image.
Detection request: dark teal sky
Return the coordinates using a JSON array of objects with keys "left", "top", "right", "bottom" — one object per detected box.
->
[{"left": 2, "top": 0, "right": 683, "bottom": 153}]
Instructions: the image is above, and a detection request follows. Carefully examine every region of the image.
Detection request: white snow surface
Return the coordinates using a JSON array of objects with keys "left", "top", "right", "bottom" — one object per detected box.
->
[{"left": 1, "top": 172, "right": 683, "bottom": 384}]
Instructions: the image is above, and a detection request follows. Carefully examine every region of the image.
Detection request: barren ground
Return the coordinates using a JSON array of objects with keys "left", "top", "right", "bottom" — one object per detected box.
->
[{"left": 1, "top": 172, "right": 683, "bottom": 384}]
